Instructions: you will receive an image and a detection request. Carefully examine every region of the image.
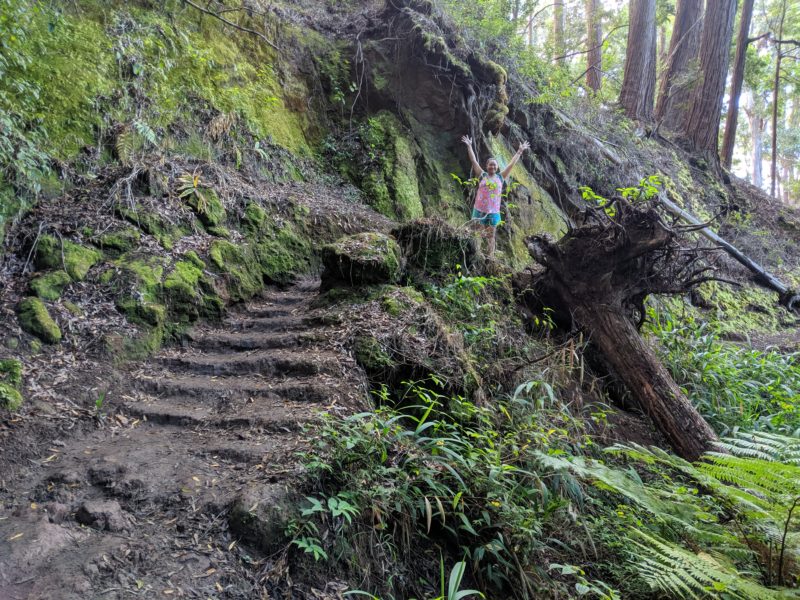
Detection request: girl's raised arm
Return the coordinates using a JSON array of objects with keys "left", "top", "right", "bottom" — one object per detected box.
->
[
  {"left": 501, "top": 140, "right": 531, "bottom": 179},
  {"left": 461, "top": 135, "right": 483, "bottom": 178}
]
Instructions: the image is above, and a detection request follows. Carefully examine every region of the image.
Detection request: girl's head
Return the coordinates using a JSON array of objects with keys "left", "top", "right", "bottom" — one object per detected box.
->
[{"left": 486, "top": 158, "right": 499, "bottom": 175}]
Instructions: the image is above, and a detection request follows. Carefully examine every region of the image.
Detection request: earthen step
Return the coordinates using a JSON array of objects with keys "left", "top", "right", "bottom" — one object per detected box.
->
[
  {"left": 135, "top": 373, "right": 340, "bottom": 403},
  {"left": 223, "top": 315, "right": 314, "bottom": 332},
  {"left": 123, "top": 396, "right": 315, "bottom": 431},
  {"left": 185, "top": 330, "right": 321, "bottom": 351},
  {"left": 157, "top": 349, "right": 342, "bottom": 377},
  {"left": 235, "top": 306, "right": 297, "bottom": 319}
]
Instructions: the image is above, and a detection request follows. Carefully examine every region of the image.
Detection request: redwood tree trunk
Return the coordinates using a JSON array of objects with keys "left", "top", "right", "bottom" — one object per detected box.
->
[
  {"left": 681, "top": 0, "right": 737, "bottom": 158},
  {"left": 721, "top": 0, "right": 755, "bottom": 169},
  {"left": 745, "top": 95, "right": 764, "bottom": 187},
  {"left": 553, "top": 0, "right": 565, "bottom": 64},
  {"left": 575, "top": 302, "right": 717, "bottom": 460},
  {"left": 586, "top": 0, "right": 603, "bottom": 92},
  {"left": 655, "top": 0, "right": 703, "bottom": 132},
  {"left": 619, "top": 0, "right": 657, "bottom": 120}
]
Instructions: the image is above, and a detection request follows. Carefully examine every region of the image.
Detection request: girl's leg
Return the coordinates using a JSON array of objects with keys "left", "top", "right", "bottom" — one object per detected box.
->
[{"left": 486, "top": 225, "right": 496, "bottom": 257}]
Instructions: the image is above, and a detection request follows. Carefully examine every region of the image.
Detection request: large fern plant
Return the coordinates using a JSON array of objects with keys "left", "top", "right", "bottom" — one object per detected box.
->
[{"left": 536, "top": 430, "right": 800, "bottom": 598}]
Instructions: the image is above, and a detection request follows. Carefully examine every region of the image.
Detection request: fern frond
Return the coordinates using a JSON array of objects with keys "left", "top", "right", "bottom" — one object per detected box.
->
[
  {"left": 133, "top": 119, "right": 158, "bottom": 146},
  {"left": 717, "top": 431, "right": 800, "bottom": 465},
  {"left": 629, "top": 530, "right": 781, "bottom": 600}
]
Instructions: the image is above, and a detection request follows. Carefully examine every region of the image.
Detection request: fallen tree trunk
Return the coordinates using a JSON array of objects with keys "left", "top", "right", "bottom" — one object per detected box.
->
[
  {"left": 659, "top": 195, "right": 800, "bottom": 310},
  {"left": 572, "top": 302, "right": 716, "bottom": 460},
  {"left": 519, "top": 202, "right": 718, "bottom": 460}
]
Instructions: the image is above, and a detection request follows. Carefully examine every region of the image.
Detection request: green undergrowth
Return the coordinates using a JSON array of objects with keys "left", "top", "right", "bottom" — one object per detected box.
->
[
  {"left": 645, "top": 304, "right": 800, "bottom": 436},
  {"left": 292, "top": 379, "right": 800, "bottom": 599}
]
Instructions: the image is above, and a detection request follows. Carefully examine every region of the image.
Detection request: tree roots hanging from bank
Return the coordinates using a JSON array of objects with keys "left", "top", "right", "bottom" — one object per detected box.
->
[{"left": 515, "top": 199, "right": 720, "bottom": 460}]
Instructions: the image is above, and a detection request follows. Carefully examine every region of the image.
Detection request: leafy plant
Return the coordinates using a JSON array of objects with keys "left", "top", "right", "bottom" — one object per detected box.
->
[{"left": 644, "top": 305, "right": 800, "bottom": 435}]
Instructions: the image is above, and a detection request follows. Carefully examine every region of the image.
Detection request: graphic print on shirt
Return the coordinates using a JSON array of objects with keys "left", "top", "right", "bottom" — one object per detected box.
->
[{"left": 473, "top": 172, "right": 503, "bottom": 215}]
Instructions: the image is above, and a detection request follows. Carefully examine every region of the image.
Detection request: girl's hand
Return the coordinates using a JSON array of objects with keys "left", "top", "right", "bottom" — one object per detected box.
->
[
  {"left": 517, "top": 140, "right": 531, "bottom": 153},
  {"left": 461, "top": 135, "right": 473, "bottom": 146}
]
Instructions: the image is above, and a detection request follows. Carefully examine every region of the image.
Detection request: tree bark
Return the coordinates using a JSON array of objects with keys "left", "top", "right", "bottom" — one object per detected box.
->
[
  {"left": 586, "top": 0, "right": 603, "bottom": 92},
  {"left": 553, "top": 0, "right": 565, "bottom": 64},
  {"left": 574, "top": 302, "right": 717, "bottom": 460},
  {"left": 771, "top": 1, "right": 786, "bottom": 198},
  {"left": 680, "top": 0, "right": 737, "bottom": 159},
  {"left": 721, "top": 0, "right": 755, "bottom": 169},
  {"left": 655, "top": 0, "right": 704, "bottom": 132},
  {"left": 745, "top": 94, "right": 764, "bottom": 187},
  {"left": 619, "top": 0, "right": 657, "bottom": 120}
]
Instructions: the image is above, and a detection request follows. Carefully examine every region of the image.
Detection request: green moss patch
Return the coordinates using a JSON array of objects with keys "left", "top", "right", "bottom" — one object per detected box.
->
[
  {"left": 322, "top": 232, "right": 404, "bottom": 287},
  {"left": 29, "top": 270, "right": 71, "bottom": 301},
  {"left": 209, "top": 240, "right": 264, "bottom": 302},
  {"left": 184, "top": 188, "right": 226, "bottom": 227},
  {"left": 0, "top": 383, "right": 23, "bottom": 411},
  {"left": 353, "top": 335, "right": 396, "bottom": 373},
  {"left": 98, "top": 228, "right": 141, "bottom": 255},
  {"left": 164, "top": 260, "right": 221, "bottom": 321},
  {"left": 0, "top": 359, "right": 22, "bottom": 389},
  {"left": 34, "top": 235, "right": 101, "bottom": 281},
  {"left": 115, "top": 205, "right": 186, "bottom": 250},
  {"left": 18, "top": 297, "right": 62, "bottom": 344}
]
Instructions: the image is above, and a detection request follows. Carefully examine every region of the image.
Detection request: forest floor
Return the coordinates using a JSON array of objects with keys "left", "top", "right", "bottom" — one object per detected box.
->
[{"left": 0, "top": 279, "right": 367, "bottom": 600}]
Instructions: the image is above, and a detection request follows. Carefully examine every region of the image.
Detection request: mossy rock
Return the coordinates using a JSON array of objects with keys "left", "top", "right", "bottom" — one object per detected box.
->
[
  {"left": 115, "top": 297, "right": 166, "bottom": 327},
  {"left": 185, "top": 188, "right": 226, "bottom": 227},
  {"left": 0, "top": 383, "right": 22, "bottom": 411},
  {"left": 243, "top": 202, "right": 268, "bottom": 234},
  {"left": 18, "top": 297, "right": 62, "bottom": 344},
  {"left": 393, "top": 218, "right": 478, "bottom": 274},
  {"left": 0, "top": 358, "right": 22, "bottom": 389},
  {"left": 115, "top": 205, "right": 185, "bottom": 250},
  {"left": 321, "top": 232, "right": 404, "bottom": 287},
  {"left": 253, "top": 225, "right": 312, "bottom": 285},
  {"left": 98, "top": 228, "right": 141, "bottom": 255},
  {"left": 29, "top": 270, "right": 71, "bottom": 301},
  {"left": 35, "top": 235, "right": 101, "bottom": 281},
  {"left": 164, "top": 260, "right": 221, "bottom": 321},
  {"left": 209, "top": 240, "right": 264, "bottom": 301}
]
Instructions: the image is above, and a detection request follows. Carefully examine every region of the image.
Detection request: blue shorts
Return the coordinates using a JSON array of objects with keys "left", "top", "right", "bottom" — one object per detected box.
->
[{"left": 471, "top": 209, "right": 501, "bottom": 227}]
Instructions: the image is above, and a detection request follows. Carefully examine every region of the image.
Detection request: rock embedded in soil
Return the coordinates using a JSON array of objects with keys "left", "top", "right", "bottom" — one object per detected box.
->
[
  {"left": 18, "top": 297, "right": 62, "bottom": 344},
  {"left": 75, "top": 500, "right": 132, "bottom": 532},
  {"left": 34, "top": 235, "right": 102, "bottom": 281},
  {"left": 321, "top": 231, "right": 404, "bottom": 287},
  {"left": 29, "top": 270, "right": 72, "bottom": 301},
  {"left": 228, "top": 483, "right": 297, "bottom": 554}
]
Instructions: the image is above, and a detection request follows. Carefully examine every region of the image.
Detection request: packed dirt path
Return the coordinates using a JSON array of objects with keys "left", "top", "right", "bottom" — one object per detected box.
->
[{"left": 0, "top": 279, "right": 365, "bottom": 599}]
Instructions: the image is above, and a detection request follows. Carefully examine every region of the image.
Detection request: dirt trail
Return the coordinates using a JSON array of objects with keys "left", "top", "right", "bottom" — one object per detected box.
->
[{"left": 0, "top": 279, "right": 364, "bottom": 599}]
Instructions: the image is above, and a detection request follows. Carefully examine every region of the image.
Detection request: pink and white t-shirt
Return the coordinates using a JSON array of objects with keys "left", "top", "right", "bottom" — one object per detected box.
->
[{"left": 473, "top": 173, "right": 503, "bottom": 214}]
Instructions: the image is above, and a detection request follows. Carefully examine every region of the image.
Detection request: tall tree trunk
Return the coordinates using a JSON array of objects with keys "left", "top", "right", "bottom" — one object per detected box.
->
[
  {"left": 586, "top": 0, "right": 603, "bottom": 92},
  {"left": 721, "top": 0, "right": 755, "bottom": 169},
  {"left": 553, "top": 0, "right": 565, "bottom": 64},
  {"left": 747, "top": 104, "right": 764, "bottom": 187},
  {"left": 680, "top": 0, "right": 737, "bottom": 159},
  {"left": 619, "top": 0, "right": 657, "bottom": 120},
  {"left": 770, "top": 0, "right": 786, "bottom": 198},
  {"left": 655, "top": 0, "right": 704, "bottom": 132}
]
